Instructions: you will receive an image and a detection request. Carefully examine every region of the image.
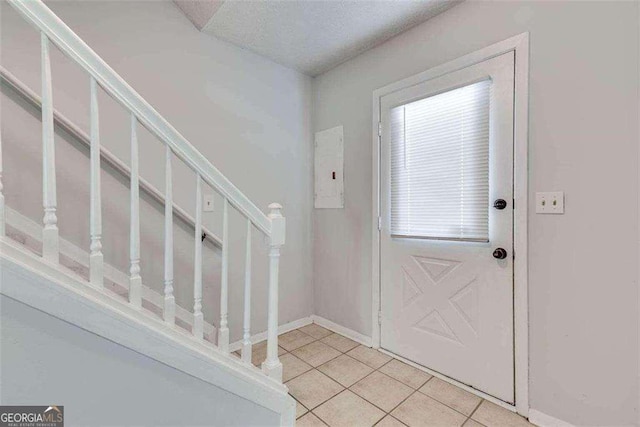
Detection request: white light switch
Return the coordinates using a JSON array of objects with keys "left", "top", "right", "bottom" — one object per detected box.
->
[
  {"left": 203, "top": 195, "right": 215, "bottom": 212},
  {"left": 536, "top": 192, "right": 564, "bottom": 214}
]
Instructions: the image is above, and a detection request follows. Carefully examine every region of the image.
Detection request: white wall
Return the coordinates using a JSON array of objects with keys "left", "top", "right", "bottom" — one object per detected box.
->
[
  {"left": 312, "top": 1, "right": 639, "bottom": 425},
  {"left": 0, "top": 294, "right": 280, "bottom": 426},
  {"left": 0, "top": 0, "right": 314, "bottom": 341}
]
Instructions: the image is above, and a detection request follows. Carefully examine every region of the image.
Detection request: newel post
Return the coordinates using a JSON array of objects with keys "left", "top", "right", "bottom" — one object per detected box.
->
[{"left": 262, "top": 203, "right": 285, "bottom": 382}]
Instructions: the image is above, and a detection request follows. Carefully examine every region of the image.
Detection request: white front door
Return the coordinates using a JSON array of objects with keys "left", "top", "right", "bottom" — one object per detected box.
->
[{"left": 379, "top": 52, "right": 515, "bottom": 403}]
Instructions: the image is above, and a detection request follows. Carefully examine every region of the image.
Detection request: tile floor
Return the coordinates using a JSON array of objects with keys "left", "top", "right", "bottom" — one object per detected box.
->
[
  {"left": 238, "top": 323, "right": 535, "bottom": 427},
  {"left": 6, "top": 226, "right": 533, "bottom": 427}
]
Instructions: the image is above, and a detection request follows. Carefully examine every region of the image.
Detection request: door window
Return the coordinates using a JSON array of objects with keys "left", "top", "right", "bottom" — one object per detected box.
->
[{"left": 390, "top": 80, "right": 491, "bottom": 241}]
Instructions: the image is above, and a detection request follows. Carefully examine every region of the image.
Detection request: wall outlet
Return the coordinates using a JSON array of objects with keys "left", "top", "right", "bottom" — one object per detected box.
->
[
  {"left": 536, "top": 191, "right": 564, "bottom": 214},
  {"left": 203, "top": 195, "right": 215, "bottom": 212}
]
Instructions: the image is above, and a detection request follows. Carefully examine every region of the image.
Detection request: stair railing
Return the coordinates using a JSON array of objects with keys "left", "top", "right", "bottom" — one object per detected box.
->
[
  {"left": 0, "top": 65, "right": 223, "bottom": 250},
  {"left": 1, "top": 0, "right": 285, "bottom": 382}
]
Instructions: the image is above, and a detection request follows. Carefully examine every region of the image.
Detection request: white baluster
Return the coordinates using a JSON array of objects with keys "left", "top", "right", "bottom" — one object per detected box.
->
[
  {"left": 262, "top": 203, "right": 285, "bottom": 382},
  {"left": 41, "top": 32, "right": 59, "bottom": 263},
  {"left": 164, "top": 146, "right": 176, "bottom": 325},
  {"left": 193, "top": 174, "right": 204, "bottom": 339},
  {"left": 129, "top": 114, "right": 141, "bottom": 307},
  {"left": 89, "top": 76, "right": 103, "bottom": 288},
  {"left": 218, "top": 198, "right": 230, "bottom": 352},
  {"left": 241, "top": 218, "right": 253, "bottom": 364},
  {"left": 0, "top": 94, "right": 4, "bottom": 237}
]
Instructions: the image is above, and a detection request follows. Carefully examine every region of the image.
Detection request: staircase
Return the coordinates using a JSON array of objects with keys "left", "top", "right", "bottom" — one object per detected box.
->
[{"left": 0, "top": 0, "right": 294, "bottom": 423}]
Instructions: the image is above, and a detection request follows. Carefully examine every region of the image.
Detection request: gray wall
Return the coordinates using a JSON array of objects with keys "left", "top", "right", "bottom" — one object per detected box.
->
[
  {"left": 0, "top": 0, "right": 314, "bottom": 340},
  {"left": 312, "top": 1, "right": 639, "bottom": 425},
  {"left": 0, "top": 295, "right": 279, "bottom": 426}
]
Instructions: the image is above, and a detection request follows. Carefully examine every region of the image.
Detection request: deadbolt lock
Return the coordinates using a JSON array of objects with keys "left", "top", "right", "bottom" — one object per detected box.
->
[{"left": 494, "top": 199, "right": 507, "bottom": 210}]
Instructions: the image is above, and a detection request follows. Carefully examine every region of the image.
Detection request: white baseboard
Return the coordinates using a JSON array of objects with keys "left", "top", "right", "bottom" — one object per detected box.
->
[
  {"left": 228, "top": 316, "right": 313, "bottom": 353},
  {"left": 528, "top": 409, "right": 575, "bottom": 427},
  {"left": 311, "top": 315, "right": 372, "bottom": 347}
]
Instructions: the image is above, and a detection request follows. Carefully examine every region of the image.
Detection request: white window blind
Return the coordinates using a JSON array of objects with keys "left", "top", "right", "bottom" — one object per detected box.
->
[{"left": 390, "top": 80, "right": 491, "bottom": 241}]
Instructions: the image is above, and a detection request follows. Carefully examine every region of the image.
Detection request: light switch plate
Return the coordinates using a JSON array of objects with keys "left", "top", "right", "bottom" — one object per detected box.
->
[
  {"left": 203, "top": 195, "right": 215, "bottom": 212},
  {"left": 536, "top": 191, "right": 564, "bottom": 214}
]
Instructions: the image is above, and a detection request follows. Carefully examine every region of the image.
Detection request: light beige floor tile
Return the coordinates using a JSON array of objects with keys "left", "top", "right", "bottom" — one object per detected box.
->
[
  {"left": 286, "top": 369, "right": 344, "bottom": 409},
  {"left": 297, "top": 412, "right": 327, "bottom": 427},
  {"left": 296, "top": 400, "right": 309, "bottom": 419},
  {"left": 317, "top": 354, "right": 373, "bottom": 387},
  {"left": 321, "top": 333, "right": 360, "bottom": 353},
  {"left": 347, "top": 345, "right": 392, "bottom": 369},
  {"left": 462, "top": 419, "right": 484, "bottom": 427},
  {"left": 252, "top": 340, "right": 287, "bottom": 355},
  {"left": 350, "top": 371, "right": 413, "bottom": 412},
  {"left": 314, "top": 390, "right": 386, "bottom": 427},
  {"left": 471, "top": 401, "right": 533, "bottom": 427},
  {"left": 281, "top": 353, "right": 313, "bottom": 382},
  {"left": 293, "top": 341, "right": 342, "bottom": 367},
  {"left": 376, "top": 415, "right": 407, "bottom": 427},
  {"left": 279, "top": 329, "right": 316, "bottom": 351},
  {"left": 419, "top": 377, "right": 482, "bottom": 416},
  {"left": 391, "top": 392, "right": 467, "bottom": 427},
  {"left": 379, "top": 359, "right": 432, "bottom": 389},
  {"left": 299, "top": 323, "right": 333, "bottom": 339}
]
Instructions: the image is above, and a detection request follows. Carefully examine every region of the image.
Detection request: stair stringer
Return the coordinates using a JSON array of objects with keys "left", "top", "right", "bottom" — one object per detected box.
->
[{"left": 0, "top": 238, "right": 296, "bottom": 426}]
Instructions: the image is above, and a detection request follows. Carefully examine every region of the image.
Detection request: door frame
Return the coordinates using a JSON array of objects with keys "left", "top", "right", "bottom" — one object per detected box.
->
[{"left": 371, "top": 33, "right": 529, "bottom": 416}]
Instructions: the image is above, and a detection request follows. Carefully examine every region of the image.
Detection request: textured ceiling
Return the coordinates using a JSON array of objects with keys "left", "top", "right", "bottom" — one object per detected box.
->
[
  {"left": 177, "top": 0, "right": 461, "bottom": 76},
  {"left": 174, "top": 0, "right": 224, "bottom": 30}
]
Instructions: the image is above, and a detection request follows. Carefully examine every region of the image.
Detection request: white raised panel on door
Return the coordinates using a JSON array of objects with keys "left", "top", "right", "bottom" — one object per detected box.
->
[
  {"left": 314, "top": 126, "right": 344, "bottom": 209},
  {"left": 379, "top": 52, "right": 515, "bottom": 403}
]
